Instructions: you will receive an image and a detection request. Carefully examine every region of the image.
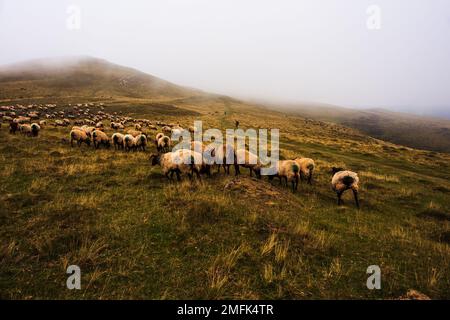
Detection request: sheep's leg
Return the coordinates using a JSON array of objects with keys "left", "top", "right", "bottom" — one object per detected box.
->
[
  {"left": 176, "top": 170, "right": 181, "bottom": 181},
  {"left": 71, "top": 138, "right": 74, "bottom": 147},
  {"left": 300, "top": 171, "right": 304, "bottom": 182},
  {"left": 337, "top": 191, "right": 343, "bottom": 206},
  {"left": 308, "top": 172, "right": 313, "bottom": 185},
  {"left": 249, "top": 168, "right": 253, "bottom": 177},
  {"left": 295, "top": 176, "right": 299, "bottom": 191},
  {"left": 353, "top": 189, "right": 360, "bottom": 209},
  {"left": 291, "top": 180, "right": 295, "bottom": 193}
]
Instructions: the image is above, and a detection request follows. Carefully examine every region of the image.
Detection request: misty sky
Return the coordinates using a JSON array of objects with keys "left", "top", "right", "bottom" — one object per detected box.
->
[{"left": 0, "top": 0, "right": 449, "bottom": 115}]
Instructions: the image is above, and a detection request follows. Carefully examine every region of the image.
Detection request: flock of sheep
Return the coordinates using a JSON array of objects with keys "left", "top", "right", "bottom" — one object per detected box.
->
[{"left": 1, "top": 103, "right": 361, "bottom": 208}]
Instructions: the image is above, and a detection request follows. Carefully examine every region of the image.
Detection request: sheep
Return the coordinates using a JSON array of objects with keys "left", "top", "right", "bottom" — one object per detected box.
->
[
  {"left": 39, "top": 120, "right": 47, "bottom": 127},
  {"left": 124, "top": 134, "right": 136, "bottom": 152},
  {"left": 208, "top": 144, "right": 238, "bottom": 175},
  {"left": 19, "top": 124, "right": 32, "bottom": 136},
  {"left": 268, "top": 160, "right": 300, "bottom": 192},
  {"left": 135, "top": 133, "right": 148, "bottom": 151},
  {"left": 235, "top": 149, "right": 262, "bottom": 178},
  {"left": 149, "top": 149, "right": 203, "bottom": 181},
  {"left": 157, "top": 135, "right": 171, "bottom": 153},
  {"left": 9, "top": 121, "right": 19, "bottom": 134},
  {"left": 293, "top": 157, "right": 315, "bottom": 185},
  {"left": 110, "top": 122, "right": 124, "bottom": 130},
  {"left": 70, "top": 129, "right": 91, "bottom": 147},
  {"left": 54, "top": 120, "right": 65, "bottom": 127},
  {"left": 154, "top": 133, "right": 164, "bottom": 148},
  {"left": 96, "top": 121, "right": 104, "bottom": 129},
  {"left": 127, "top": 129, "right": 141, "bottom": 137},
  {"left": 162, "top": 126, "right": 172, "bottom": 134},
  {"left": 331, "top": 167, "right": 360, "bottom": 208},
  {"left": 112, "top": 133, "right": 125, "bottom": 150},
  {"left": 30, "top": 123, "right": 41, "bottom": 137},
  {"left": 92, "top": 129, "right": 111, "bottom": 149},
  {"left": 135, "top": 123, "right": 142, "bottom": 131}
]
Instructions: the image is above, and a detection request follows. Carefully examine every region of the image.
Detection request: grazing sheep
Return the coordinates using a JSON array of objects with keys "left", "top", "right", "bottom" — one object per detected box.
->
[
  {"left": 331, "top": 167, "right": 360, "bottom": 208},
  {"left": 135, "top": 123, "right": 142, "bottom": 131},
  {"left": 110, "top": 122, "right": 124, "bottom": 130},
  {"left": 92, "top": 129, "right": 111, "bottom": 149},
  {"left": 154, "top": 133, "right": 164, "bottom": 148},
  {"left": 162, "top": 126, "right": 172, "bottom": 134},
  {"left": 235, "top": 149, "right": 261, "bottom": 178},
  {"left": 70, "top": 129, "right": 91, "bottom": 147},
  {"left": 30, "top": 123, "right": 41, "bottom": 137},
  {"left": 135, "top": 134, "right": 148, "bottom": 151},
  {"left": 112, "top": 133, "right": 125, "bottom": 150},
  {"left": 9, "top": 121, "right": 19, "bottom": 134},
  {"left": 127, "top": 129, "right": 141, "bottom": 137},
  {"left": 124, "top": 134, "right": 136, "bottom": 152},
  {"left": 157, "top": 136, "right": 171, "bottom": 153},
  {"left": 54, "top": 120, "right": 65, "bottom": 127},
  {"left": 19, "top": 124, "right": 32, "bottom": 136},
  {"left": 149, "top": 149, "right": 203, "bottom": 181},
  {"left": 294, "top": 157, "right": 315, "bottom": 185},
  {"left": 96, "top": 121, "right": 104, "bottom": 129},
  {"left": 39, "top": 120, "right": 47, "bottom": 127},
  {"left": 208, "top": 144, "right": 237, "bottom": 175},
  {"left": 269, "top": 160, "right": 300, "bottom": 192}
]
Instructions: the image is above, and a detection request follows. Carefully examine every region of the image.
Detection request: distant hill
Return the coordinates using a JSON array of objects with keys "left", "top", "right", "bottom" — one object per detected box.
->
[
  {"left": 0, "top": 56, "right": 200, "bottom": 101},
  {"left": 274, "top": 103, "right": 450, "bottom": 153}
]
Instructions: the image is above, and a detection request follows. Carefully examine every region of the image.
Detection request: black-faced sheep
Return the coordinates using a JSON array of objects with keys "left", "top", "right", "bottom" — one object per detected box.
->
[
  {"left": 268, "top": 160, "right": 300, "bottom": 192},
  {"left": 112, "top": 133, "right": 125, "bottom": 150},
  {"left": 235, "top": 149, "right": 261, "bottom": 178},
  {"left": 294, "top": 157, "right": 315, "bottom": 185},
  {"left": 135, "top": 134, "right": 148, "bottom": 151},
  {"left": 157, "top": 136, "right": 171, "bottom": 153},
  {"left": 331, "top": 167, "right": 360, "bottom": 208},
  {"left": 124, "top": 134, "right": 136, "bottom": 152},
  {"left": 30, "top": 123, "right": 41, "bottom": 137},
  {"left": 92, "top": 129, "right": 111, "bottom": 149},
  {"left": 70, "top": 129, "right": 91, "bottom": 147},
  {"left": 149, "top": 149, "right": 203, "bottom": 181}
]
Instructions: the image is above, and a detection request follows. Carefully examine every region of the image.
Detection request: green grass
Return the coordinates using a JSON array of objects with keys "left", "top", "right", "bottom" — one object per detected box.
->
[{"left": 0, "top": 99, "right": 449, "bottom": 300}]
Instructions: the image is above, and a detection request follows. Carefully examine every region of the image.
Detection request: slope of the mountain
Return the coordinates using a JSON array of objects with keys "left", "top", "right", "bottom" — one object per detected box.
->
[
  {"left": 0, "top": 56, "right": 200, "bottom": 100},
  {"left": 273, "top": 103, "right": 450, "bottom": 153}
]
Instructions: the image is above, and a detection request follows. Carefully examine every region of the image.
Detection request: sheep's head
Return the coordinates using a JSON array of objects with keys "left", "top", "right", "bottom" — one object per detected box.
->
[
  {"left": 149, "top": 153, "right": 160, "bottom": 166},
  {"left": 331, "top": 167, "right": 344, "bottom": 175}
]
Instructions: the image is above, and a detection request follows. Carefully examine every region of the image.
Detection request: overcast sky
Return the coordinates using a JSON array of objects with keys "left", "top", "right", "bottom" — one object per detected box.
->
[{"left": 0, "top": 0, "right": 449, "bottom": 115}]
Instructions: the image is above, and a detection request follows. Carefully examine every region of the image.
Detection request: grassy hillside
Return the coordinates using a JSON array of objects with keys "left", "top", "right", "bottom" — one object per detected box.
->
[
  {"left": 0, "top": 56, "right": 201, "bottom": 101},
  {"left": 276, "top": 103, "right": 450, "bottom": 153},
  {"left": 1, "top": 97, "right": 449, "bottom": 299}
]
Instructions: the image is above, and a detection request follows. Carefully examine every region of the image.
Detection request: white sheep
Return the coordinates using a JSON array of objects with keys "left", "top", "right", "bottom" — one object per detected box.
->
[
  {"left": 124, "top": 134, "right": 136, "bottom": 152},
  {"left": 92, "top": 129, "right": 111, "bottom": 149},
  {"left": 268, "top": 160, "right": 300, "bottom": 192},
  {"left": 30, "top": 123, "right": 41, "bottom": 137},
  {"left": 149, "top": 149, "right": 203, "bottom": 181},
  {"left": 157, "top": 136, "right": 171, "bottom": 153},
  {"left": 331, "top": 167, "right": 360, "bottom": 208},
  {"left": 294, "top": 157, "right": 315, "bottom": 185},
  {"left": 135, "top": 134, "right": 148, "bottom": 151},
  {"left": 235, "top": 149, "right": 261, "bottom": 178},
  {"left": 70, "top": 129, "right": 91, "bottom": 147},
  {"left": 112, "top": 133, "right": 125, "bottom": 150}
]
